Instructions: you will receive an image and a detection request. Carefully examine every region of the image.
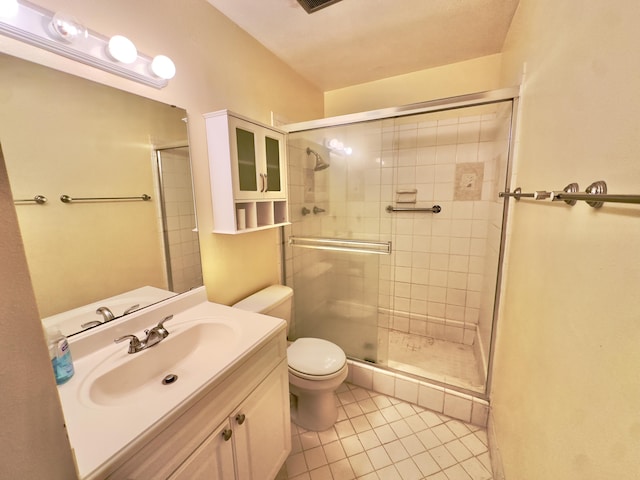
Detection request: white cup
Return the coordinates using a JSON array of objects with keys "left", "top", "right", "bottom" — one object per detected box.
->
[{"left": 237, "top": 208, "right": 246, "bottom": 230}]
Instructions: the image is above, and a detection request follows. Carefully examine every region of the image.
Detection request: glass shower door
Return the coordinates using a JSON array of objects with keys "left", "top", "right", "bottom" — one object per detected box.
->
[
  {"left": 285, "top": 93, "right": 515, "bottom": 395},
  {"left": 286, "top": 119, "right": 390, "bottom": 362}
]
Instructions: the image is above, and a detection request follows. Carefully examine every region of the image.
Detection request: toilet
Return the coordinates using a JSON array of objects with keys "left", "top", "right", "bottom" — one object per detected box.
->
[{"left": 233, "top": 285, "right": 348, "bottom": 431}]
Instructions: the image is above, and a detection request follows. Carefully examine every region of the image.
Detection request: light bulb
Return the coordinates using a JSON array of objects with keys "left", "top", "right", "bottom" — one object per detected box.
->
[
  {"left": 49, "top": 13, "right": 87, "bottom": 43},
  {"left": 151, "top": 55, "right": 176, "bottom": 80},
  {"left": 107, "top": 35, "right": 137, "bottom": 64},
  {"left": 0, "top": 0, "right": 19, "bottom": 18}
]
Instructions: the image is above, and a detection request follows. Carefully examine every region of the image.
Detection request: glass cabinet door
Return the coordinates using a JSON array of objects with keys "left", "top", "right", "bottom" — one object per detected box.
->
[
  {"left": 264, "top": 135, "right": 281, "bottom": 193},
  {"left": 235, "top": 127, "right": 258, "bottom": 192}
]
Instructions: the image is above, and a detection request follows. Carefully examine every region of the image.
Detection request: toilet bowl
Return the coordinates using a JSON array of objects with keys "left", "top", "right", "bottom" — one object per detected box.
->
[{"left": 233, "top": 285, "right": 348, "bottom": 431}]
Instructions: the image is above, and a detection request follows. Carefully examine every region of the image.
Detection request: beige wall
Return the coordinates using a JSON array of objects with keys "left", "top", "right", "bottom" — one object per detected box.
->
[
  {"left": 0, "top": 147, "right": 77, "bottom": 478},
  {"left": 0, "top": 0, "right": 322, "bottom": 477},
  {"left": 324, "top": 54, "right": 503, "bottom": 116},
  {"left": 491, "top": 0, "right": 640, "bottom": 479}
]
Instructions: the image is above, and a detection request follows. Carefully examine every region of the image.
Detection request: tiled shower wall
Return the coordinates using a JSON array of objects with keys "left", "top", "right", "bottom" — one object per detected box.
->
[
  {"left": 379, "top": 106, "right": 512, "bottom": 369},
  {"left": 156, "top": 147, "right": 203, "bottom": 293}
]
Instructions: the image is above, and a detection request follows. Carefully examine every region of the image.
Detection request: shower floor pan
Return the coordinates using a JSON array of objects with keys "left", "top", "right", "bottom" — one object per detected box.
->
[{"left": 385, "top": 330, "right": 485, "bottom": 393}]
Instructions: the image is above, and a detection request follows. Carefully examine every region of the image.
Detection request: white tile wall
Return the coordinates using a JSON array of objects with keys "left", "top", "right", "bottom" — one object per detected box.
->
[{"left": 157, "top": 148, "right": 202, "bottom": 293}]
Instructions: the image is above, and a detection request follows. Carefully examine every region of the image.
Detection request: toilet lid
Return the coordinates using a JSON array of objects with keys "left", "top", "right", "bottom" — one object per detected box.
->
[{"left": 287, "top": 338, "right": 346, "bottom": 376}]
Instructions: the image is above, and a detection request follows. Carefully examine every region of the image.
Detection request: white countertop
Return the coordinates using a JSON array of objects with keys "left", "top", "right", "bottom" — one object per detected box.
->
[{"left": 56, "top": 288, "right": 285, "bottom": 479}]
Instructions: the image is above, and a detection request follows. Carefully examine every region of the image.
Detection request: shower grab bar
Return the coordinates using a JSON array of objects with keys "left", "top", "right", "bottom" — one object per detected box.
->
[
  {"left": 289, "top": 236, "right": 392, "bottom": 255},
  {"left": 60, "top": 194, "right": 151, "bottom": 203},
  {"left": 14, "top": 194, "right": 47, "bottom": 204},
  {"left": 386, "top": 205, "right": 441, "bottom": 214},
  {"left": 500, "top": 181, "right": 640, "bottom": 208}
]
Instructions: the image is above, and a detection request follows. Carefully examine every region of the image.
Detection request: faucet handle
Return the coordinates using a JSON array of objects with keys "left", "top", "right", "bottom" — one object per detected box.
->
[
  {"left": 158, "top": 315, "right": 174, "bottom": 329},
  {"left": 123, "top": 304, "right": 140, "bottom": 315},
  {"left": 154, "top": 315, "right": 174, "bottom": 339},
  {"left": 114, "top": 334, "right": 142, "bottom": 354}
]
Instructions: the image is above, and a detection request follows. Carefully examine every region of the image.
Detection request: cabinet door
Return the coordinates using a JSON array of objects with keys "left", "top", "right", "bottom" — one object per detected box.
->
[
  {"left": 262, "top": 132, "right": 287, "bottom": 200},
  {"left": 169, "top": 420, "right": 236, "bottom": 480},
  {"left": 232, "top": 360, "right": 290, "bottom": 480},
  {"left": 229, "top": 116, "right": 260, "bottom": 200}
]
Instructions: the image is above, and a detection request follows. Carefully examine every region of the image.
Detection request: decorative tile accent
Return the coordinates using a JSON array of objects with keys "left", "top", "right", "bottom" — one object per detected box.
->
[{"left": 454, "top": 163, "right": 485, "bottom": 201}]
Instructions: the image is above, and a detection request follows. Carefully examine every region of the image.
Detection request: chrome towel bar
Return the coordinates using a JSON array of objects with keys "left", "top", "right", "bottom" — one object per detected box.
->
[
  {"left": 14, "top": 194, "right": 47, "bottom": 204},
  {"left": 386, "top": 205, "right": 441, "bottom": 214},
  {"left": 500, "top": 181, "right": 640, "bottom": 209},
  {"left": 289, "top": 236, "right": 392, "bottom": 255},
  {"left": 60, "top": 194, "right": 151, "bottom": 203},
  {"left": 498, "top": 188, "right": 550, "bottom": 200}
]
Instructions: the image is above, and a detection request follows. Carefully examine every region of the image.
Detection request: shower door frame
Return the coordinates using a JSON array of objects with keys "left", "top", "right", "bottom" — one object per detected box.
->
[{"left": 283, "top": 87, "right": 520, "bottom": 398}]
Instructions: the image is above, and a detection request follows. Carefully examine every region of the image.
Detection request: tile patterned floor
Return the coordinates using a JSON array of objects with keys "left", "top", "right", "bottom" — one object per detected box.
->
[{"left": 278, "top": 383, "right": 493, "bottom": 480}]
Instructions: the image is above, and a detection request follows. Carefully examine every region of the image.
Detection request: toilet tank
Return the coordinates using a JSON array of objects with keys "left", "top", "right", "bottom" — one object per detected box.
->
[{"left": 232, "top": 285, "right": 293, "bottom": 324}]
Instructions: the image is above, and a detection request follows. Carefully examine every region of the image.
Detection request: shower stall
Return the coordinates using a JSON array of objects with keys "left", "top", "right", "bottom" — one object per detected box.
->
[{"left": 283, "top": 89, "right": 516, "bottom": 396}]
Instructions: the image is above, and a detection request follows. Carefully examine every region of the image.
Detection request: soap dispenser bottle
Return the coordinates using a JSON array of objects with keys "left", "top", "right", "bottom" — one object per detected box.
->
[{"left": 46, "top": 328, "right": 75, "bottom": 385}]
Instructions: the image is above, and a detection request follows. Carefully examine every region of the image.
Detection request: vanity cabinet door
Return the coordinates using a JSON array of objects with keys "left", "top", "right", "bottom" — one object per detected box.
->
[
  {"left": 233, "top": 359, "right": 290, "bottom": 480},
  {"left": 168, "top": 420, "right": 235, "bottom": 480}
]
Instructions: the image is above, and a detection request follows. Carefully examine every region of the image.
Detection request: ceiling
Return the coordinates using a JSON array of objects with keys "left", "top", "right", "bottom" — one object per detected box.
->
[{"left": 207, "top": 0, "right": 520, "bottom": 91}]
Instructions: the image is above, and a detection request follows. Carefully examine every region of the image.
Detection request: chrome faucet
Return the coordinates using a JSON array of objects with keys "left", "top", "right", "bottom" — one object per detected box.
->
[
  {"left": 81, "top": 306, "right": 116, "bottom": 329},
  {"left": 96, "top": 306, "right": 116, "bottom": 322},
  {"left": 82, "top": 304, "right": 139, "bottom": 329},
  {"left": 114, "top": 315, "right": 174, "bottom": 354}
]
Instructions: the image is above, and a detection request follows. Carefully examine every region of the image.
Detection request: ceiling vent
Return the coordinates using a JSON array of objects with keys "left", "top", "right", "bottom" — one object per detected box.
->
[{"left": 296, "top": 0, "right": 344, "bottom": 14}]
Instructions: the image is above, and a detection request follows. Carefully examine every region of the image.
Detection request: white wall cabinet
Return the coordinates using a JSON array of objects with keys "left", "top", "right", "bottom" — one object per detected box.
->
[
  {"left": 106, "top": 331, "right": 290, "bottom": 480},
  {"left": 205, "top": 110, "right": 289, "bottom": 234}
]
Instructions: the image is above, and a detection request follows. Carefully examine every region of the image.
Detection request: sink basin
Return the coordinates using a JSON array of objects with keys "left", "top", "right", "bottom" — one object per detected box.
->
[{"left": 84, "top": 321, "right": 240, "bottom": 407}]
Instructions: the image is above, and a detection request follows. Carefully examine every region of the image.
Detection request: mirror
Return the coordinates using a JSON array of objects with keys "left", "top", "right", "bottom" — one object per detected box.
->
[{"left": 0, "top": 53, "right": 203, "bottom": 337}]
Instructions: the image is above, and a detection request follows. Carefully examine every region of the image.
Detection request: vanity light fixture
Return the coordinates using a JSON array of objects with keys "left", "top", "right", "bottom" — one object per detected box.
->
[
  {"left": 49, "top": 12, "right": 87, "bottom": 43},
  {"left": 0, "top": 0, "right": 175, "bottom": 88},
  {"left": 0, "top": 0, "right": 18, "bottom": 18},
  {"left": 151, "top": 54, "right": 176, "bottom": 80},
  {"left": 107, "top": 35, "right": 137, "bottom": 64}
]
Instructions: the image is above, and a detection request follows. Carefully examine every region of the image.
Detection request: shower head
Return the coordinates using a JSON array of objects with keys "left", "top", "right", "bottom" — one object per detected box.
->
[{"left": 306, "top": 147, "right": 330, "bottom": 171}]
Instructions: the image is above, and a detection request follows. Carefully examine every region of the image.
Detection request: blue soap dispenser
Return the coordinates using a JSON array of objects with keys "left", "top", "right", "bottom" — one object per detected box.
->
[{"left": 46, "top": 327, "right": 75, "bottom": 385}]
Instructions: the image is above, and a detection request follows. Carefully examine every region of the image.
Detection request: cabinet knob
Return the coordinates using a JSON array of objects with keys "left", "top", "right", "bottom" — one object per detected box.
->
[
  {"left": 235, "top": 413, "right": 246, "bottom": 425},
  {"left": 259, "top": 173, "right": 266, "bottom": 192},
  {"left": 222, "top": 428, "right": 233, "bottom": 441}
]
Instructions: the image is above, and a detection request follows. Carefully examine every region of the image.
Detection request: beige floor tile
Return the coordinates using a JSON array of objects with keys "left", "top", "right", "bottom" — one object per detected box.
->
[
  {"left": 323, "top": 441, "right": 346, "bottom": 464},
  {"left": 281, "top": 383, "right": 493, "bottom": 480}
]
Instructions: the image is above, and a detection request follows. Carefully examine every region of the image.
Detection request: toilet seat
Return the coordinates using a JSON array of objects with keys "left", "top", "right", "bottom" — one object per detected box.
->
[{"left": 287, "top": 338, "right": 346, "bottom": 380}]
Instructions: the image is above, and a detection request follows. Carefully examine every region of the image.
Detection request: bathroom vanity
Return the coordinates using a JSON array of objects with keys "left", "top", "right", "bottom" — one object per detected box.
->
[{"left": 56, "top": 287, "right": 291, "bottom": 479}]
